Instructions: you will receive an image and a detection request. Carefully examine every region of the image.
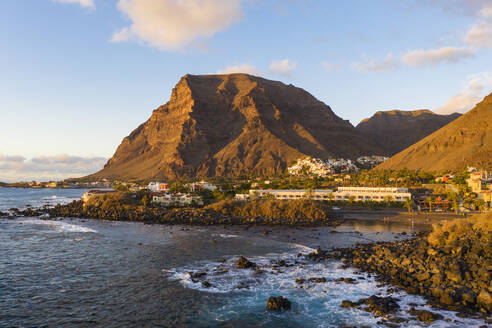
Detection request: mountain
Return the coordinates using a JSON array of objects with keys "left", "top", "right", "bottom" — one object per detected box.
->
[
  {"left": 90, "top": 73, "right": 383, "bottom": 180},
  {"left": 376, "top": 93, "right": 492, "bottom": 172},
  {"left": 356, "top": 110, "right": 461, "bottom": 156}
]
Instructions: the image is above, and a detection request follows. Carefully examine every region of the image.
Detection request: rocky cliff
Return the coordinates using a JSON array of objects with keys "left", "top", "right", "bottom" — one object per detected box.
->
[
  {"left": 356, "top": 110, "right": 461, "bottom": 156},
  {"left": 377, "top": 93, "right": 492, "bottom": 171},
  {"left": 91, "top": 74, "right": 383, "bottom": 180}
]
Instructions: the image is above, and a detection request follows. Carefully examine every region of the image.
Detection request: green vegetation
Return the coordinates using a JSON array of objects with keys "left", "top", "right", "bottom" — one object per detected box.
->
[{"left": 205, "top": 199, "right": 333, "bottom": 221}]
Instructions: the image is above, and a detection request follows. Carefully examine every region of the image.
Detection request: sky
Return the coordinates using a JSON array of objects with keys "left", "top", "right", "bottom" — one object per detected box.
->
[{"left": 1, "top": 0, "right": 492, "bottom": 181}]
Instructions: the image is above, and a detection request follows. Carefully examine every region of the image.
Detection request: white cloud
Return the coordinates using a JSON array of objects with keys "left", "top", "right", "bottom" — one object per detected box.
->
[
  {"left": 402, "top": 47, "right": 474, "bottom": 67},
  {"left": 436, "top": 72, "right": 492, "bottom": 114},
  {"left": 112, "top": 0, "right": 243, "bottom": 51},
  {"left": 55, "top": 0, "right": 95, "bottom": 8},
  {"left": 0, "top": 154, "right": 107, "bottom": 182},
  {"left": 269, "top": 59, "right": 296, "bottom": 76},
  {"left": 321, "top": 61, "right": 342, "bottom": 72},
  {"left": 351, "top": 53, "right": 397, "bottom": 73},
  {"left": 216, "top": 64, "right": 261, "bottom": 75},
  {"left": 479, "top": 4, "right": 492, "bottom": 18},
  {"left": 466, "top": 22, "right": 492, "bottom": 48},
  {"left": 0, "top": 155, "right": 26, "bottom": 163}
]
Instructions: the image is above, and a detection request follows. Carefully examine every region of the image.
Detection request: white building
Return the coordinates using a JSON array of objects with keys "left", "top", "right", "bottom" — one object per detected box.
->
[
  {"left": 188, "top": 180, "right": 217, "bottom": 191},
  {"left": 248, "top": 189, "right": 335, "bottom": 201},
  {"left": 82, "top": 190, "right": 114, "bottom": 202},
  {"left": 242, "top": 187, "right": 411, "bottom": 203},
  {"left": 287, "top": 157, "right": 361, "bottom": 177},
  {"left": 335, "top": 187, "right": 411, "bottom": 202},
  {"left": 152, "top": 193, "right": 203, "bottom": 206},
  {"left": 147, "top": 182, "right": 169, "bottom": 192}
]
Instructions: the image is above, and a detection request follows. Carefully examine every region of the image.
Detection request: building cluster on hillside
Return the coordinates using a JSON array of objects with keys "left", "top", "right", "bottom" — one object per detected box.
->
[
  {"left": 236, "top": 186, "right": 411, "bottom": 203},
  {"left": 287, "top": 156, "right": 389, "bottom": 177},
  {"left": 82, "top": 190, "right": 115, "bottom": 202},
  {"left": 287, "top": 157, "right": 360, "bottom": 177},
  {"left": 466, "top": 170, "right": 492, "bottom": 203},
  {"left": 152, "top": 193, "right": 203, "bottom": 206},
  {"left": 147, "top": 180, "right": 216, "bottom": 206},
  {"left": 81, "top": 180, "right": 217, "bottom": 207},
  {"left": 147, "top": 180, "right": 217, "bottom": 193},
  {"left": 23, "top": 180, "right": 112, "bottom": 189},
  {"left": 355, "top": 155, "right": 388, "bottom": 167}
]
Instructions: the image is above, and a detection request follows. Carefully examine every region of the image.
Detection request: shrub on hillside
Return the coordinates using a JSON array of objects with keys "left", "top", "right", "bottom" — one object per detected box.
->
[
  {"left": 427, "top": 212, "right": 491, "bottom": 247},
  {"left": 205, "top": 199, "right": 332, "bottom": 220}
]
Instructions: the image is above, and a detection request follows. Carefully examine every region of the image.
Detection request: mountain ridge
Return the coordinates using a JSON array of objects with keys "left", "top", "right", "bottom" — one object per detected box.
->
[
  {"left": 90, "top": 74, "right": 384, "bottom": 180},
  {"left": 356, "top": 109, "right": 461, "bottom": 156},
  {"left": 376, "top": 93, "right": 492, "bottom": 171}
]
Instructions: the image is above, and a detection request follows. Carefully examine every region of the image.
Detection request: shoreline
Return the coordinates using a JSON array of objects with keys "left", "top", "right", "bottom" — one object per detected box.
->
[
  {"left": 310, "top": 213, "right": 492, "bottom": 320},
  {"left": 342, "top": 209, "right": 466, "bottom": 225},
  {"left": 2, "top": 206, "right": 490, "bottom": 324}
]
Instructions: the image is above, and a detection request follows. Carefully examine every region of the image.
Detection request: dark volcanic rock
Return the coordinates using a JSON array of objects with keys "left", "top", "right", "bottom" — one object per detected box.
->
[
  {"left": 308, "top": 277, "right": 327, "bottom": 283},
  {"left": 329, "top": 214, "right": 492, "bottom": 315},
  {"left": 477, "top": 290, "right": 492, "bottom": 313},
  {"left": 236, "top": 256, "right": 256, "bottom": 269},
  {"left": 408, "top": 308, "right": 443, "bottom": 323},
  {"left": 341, "top": 300, "right": 354, "bottom": 308},
  {"left": 359, "top": 295, "right": 400, "bottom": 317},
  {"left": 201, "top": 281, "right": 212, "bottom": 288},
  {"left": 266, "top": 296, "right": 291, "bottom": 311}
]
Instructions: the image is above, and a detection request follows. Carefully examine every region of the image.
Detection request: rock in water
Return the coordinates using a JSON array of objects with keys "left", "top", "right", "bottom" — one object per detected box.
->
[
  {"left": 266, "top": 296, "right": 291, "bottom": 311},
  {"left": 89, "top": 73, "right": 383, "bottom": 180},
  {"left": 360, "top": 295, "right": 400, "bottom": 317},
  {"left": 408, "top": 308, "right": 443, "bottom": 323},
  {"left": 236, "top": 256, "right": 256, "bottom": 269}
]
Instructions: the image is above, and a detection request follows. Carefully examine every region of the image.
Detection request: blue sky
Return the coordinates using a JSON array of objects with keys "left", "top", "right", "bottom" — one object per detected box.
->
[{"left": 1, "top": 0, "right": 492, "bottom": 181}]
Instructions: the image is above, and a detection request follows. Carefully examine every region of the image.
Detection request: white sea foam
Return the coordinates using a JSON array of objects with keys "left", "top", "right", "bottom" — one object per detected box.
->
[
  {"left": 19, "top": 219, "right": 97, "bottom": 233},
  {"left": 167, "top": 245, "right": 488, "bottom": 327}
]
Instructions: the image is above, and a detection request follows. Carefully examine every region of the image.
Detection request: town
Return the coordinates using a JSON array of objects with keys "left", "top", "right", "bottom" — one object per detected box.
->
[{"left": 75, "top": 159, "right": 491, "bottom": 213}]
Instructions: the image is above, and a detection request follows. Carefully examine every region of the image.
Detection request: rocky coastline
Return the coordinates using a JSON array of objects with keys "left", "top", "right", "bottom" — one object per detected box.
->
[
  {"left": 3, "top": 199, "right": 342, "bottom": 227},
  {"left": 308, "top": 212, "right": 492, "bottom": 320}
]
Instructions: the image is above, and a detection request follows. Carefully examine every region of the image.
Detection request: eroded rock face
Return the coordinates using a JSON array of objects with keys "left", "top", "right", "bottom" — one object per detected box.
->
[
  {"left": 91, "top": 73, "right": 383, "bottom": 180},
  {"left": 356, "top": 110, "right": 461, "bottom": 156},
  {"left": 266, "top": 296, "right": 291, "bottom": 311},
  {"left": 377, "top": 92, "right": 492, "bottom": 171}
]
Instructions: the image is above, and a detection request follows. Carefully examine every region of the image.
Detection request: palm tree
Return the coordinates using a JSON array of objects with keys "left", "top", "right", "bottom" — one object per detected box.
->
[
  {"left": 447, "top": 192, "right": 459, "bottom": 214},
  {"left": 305, "top": 188, "right": 313, "bottom": 199},
  {"left": 426, "top": 196, "right": 433, "bottom": 212},
  {"left": 404, "top": 198, "right": 413, "bottom": 213}
]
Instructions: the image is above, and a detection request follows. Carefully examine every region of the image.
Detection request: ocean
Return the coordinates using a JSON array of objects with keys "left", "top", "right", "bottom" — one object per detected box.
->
[{"left": 0, "top": 188, "right": 487, "bottom": 327}]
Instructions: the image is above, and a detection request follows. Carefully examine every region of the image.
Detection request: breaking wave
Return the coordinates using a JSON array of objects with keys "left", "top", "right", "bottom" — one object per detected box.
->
[
  {"left": 167, "top": 245, "right": 487, "bottom": 327},
  {"left": 18, "top": 219, "right": 97, "bottom": 233}
]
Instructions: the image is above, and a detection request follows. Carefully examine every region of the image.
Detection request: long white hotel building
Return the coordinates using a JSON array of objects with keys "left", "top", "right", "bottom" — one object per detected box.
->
[{"left": 242, "top": 187, "right": 411, "bottom": 202}]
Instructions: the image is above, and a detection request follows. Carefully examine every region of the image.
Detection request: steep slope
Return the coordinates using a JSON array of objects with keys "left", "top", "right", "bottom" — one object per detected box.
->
[
  {"left": 91, "top": 74, "right": 383, "bottom": 180},
  {"left": 377, "top": 93, "right": 492, "bottom": 171},
  {"left": 356, "top": 110, "right": 461, "bottom": 155}
]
